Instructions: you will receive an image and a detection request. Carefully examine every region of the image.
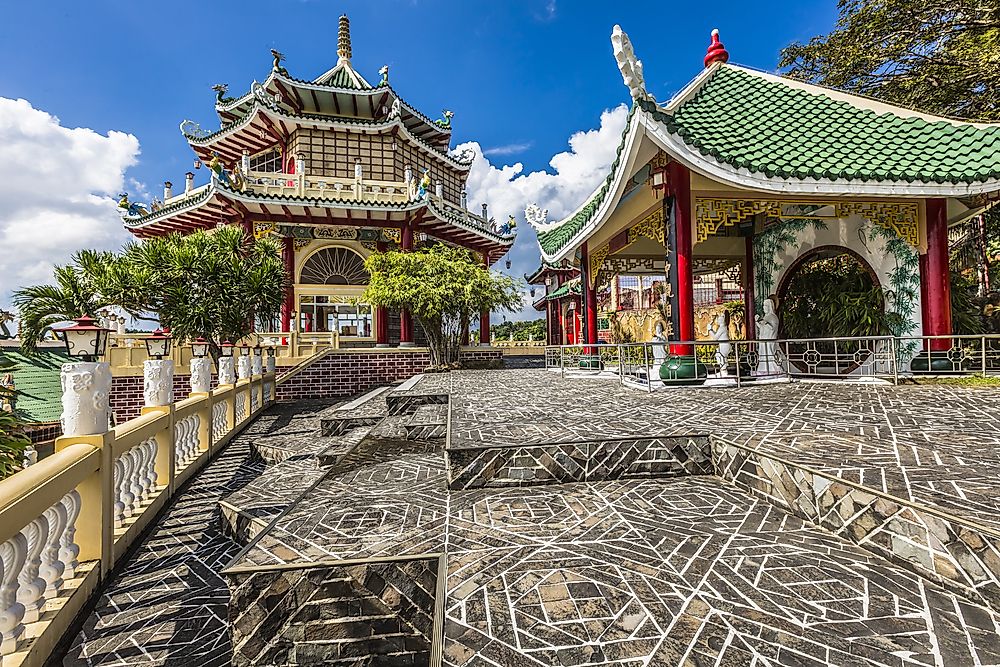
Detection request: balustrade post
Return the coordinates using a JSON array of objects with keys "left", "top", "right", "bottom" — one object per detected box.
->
[
  {"left": 189, "top": 357, "right": 212, "bottom": 395},
  {"left": 141, "top": 405, "right": 175, "bottom": 496}
]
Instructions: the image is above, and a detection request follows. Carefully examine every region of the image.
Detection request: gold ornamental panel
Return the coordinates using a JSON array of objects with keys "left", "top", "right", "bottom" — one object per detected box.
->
[
  {"left": 588, "top": 245, "right": 610, "bottom": 288},
  {"left": 253, "top": 222, "right": 278, "bottom": 240},
  {"left": 695, "top": 199, "right": 780, "bottom": 242},
  {"left": 835, "top": 202, "right": 919, "bottom": 247},
  {"left": 627, "top": 208, "right": 666, "bottom": 246}
]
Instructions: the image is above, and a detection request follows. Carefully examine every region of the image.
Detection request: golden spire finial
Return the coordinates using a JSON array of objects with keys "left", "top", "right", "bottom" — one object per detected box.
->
[{"left": 337, "top": 15, "right": 352, "bottom": 64}]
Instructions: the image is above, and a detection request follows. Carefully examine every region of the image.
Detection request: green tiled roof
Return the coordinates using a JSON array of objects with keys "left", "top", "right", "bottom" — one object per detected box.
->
[
  {"left": 537, "top": 64, "right": 1000, "bottom": 259},
  {"left": 536, "top": 106, "right": 636, "bottom": 256},
  {"left": 1, "top": 347, "right": 70, "bottom": 423},
  {"left": 320, "top": 65, "right": 370, "bottom": 90},
  {"left": 546, "top": 281, "right": 581, "bottom": 300},
  {"left": 647, "top": 65, "right": 1000, "bottom": 186}
]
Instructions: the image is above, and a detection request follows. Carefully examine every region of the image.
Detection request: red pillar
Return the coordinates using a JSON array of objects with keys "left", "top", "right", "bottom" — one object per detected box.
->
[
  {"left": 580, "top": 241, "right": 599, "bottom": 348},
  {"left": 280, "top": 237, "right": 295, "bottom": 333},
  {"left": 744, "top": 234, "right": 756, "bottom": 340},
  {"left": 669, "top": 162, "right": 695, "bottom": 355},
  {"left": 480, "top": 252, "right": 491, "bottom": 346},
  {"left": 399, "top": 224, "right": 414, "bottom": 346},
  {"left": 374, "top": 241, "right": 390, "bottom": 346},
  {"left": 922, "top": 198, "right": 952, "bottom": 351}
]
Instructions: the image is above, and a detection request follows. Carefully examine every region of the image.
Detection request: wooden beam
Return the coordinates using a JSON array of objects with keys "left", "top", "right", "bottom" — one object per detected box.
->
[{"left": 273, "top": 80, "right": 302, "bottom": 114}]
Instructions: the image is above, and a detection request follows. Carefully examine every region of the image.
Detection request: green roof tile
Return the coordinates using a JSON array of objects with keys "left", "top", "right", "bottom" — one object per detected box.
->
[
  {"left": 538, "top": 64, "right": 1000, "bottom": 258},
  {"left": 0, "top": 347, "right": 71, "bottom": 423}
]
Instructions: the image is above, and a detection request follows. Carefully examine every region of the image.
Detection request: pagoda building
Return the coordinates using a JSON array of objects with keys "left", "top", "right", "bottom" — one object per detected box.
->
[
  {"left": 528, "top": 26, "right": 1000, "bottom": 374},
  {"left": 119, "top": 15, "right": 515, "bottom": 348}
]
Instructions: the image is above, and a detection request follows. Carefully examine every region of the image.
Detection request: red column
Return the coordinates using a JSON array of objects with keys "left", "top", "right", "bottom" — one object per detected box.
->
[
  {"left": 399, "top": 224, "right": 414, "bottom": 346},
  {"left": 374, "top": 241, "right": 390, "bottom": 346},
  {"left": 922, "top": 198, "right": 952, "bottom": 351},
  {"left": 669, "top": 162, "right": 695, "bottom": 355},
  {"left": 580, "top": 241, "right": 599, "bottom": 348},
  {"left": 280, "top": 237, "right": 295, "bottom": 334},
  {"left": 480, "top": 252, "right": 491, "bottom": 346},
  {"left": 743, "top": 234, "right": 756, "bottom": 340}
]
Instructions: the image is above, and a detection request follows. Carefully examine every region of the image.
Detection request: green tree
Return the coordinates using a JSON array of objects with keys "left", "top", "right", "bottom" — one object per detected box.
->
[
  {"left": 0, "top": 412, "right": 28, "bottom": 479},
  {"left": 111, "top": 226, "right": 285, "bottom": 358},
  {"left": 14, "top": 227, "right": 286, "bottom": 359},
  {"left": 779, "top": 0, "right": 1000, "bottom": 121},
  {"left": 362, "top": 246, "right": 522, "bottom": 367},
  {"left": 780, "top": 0, "right": 1000, "bottom": 325},
  {"left": 13, "top": 250, "right": 116, "bottom": 355}
]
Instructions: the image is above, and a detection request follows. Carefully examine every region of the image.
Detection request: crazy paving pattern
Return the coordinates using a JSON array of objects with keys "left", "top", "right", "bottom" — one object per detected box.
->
[
  {"left": 60, "top": 401, "right": 340, "bottom": 667},
  {"left": 443, "top": 477, "right": 1000, "bottom": 666}
]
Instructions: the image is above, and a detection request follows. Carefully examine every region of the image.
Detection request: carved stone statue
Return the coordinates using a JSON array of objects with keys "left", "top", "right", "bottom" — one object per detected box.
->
[
  {"left": 650, "top": 321, "right": 668, "bottom": 370},
  {"left": 755, "top": 296, "right": 783, "bottom": 375},
  {"left": 709, "top": 311, "right": 731, "bottom": 377}
]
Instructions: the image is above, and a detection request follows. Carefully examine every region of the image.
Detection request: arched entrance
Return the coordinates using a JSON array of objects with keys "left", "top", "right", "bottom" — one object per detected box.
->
[
  {"left": 776, "top": 245, "right": 885, "bottom": 374},
  {"left": 296, "top": 245, "right": 373, "bottom": 340}
]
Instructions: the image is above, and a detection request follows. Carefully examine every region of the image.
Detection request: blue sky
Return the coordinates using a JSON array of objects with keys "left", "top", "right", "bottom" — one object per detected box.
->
[{"left": 0, "top": 0, "right": 839, "bottom": 320}]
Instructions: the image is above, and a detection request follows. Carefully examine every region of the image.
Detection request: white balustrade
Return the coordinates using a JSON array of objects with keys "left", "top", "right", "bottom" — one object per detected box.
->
[
  {"left": 39, "top": 504, "right": 66, "bottom": 599},
  {"left": 58, "top": 491, "right": 81, "bottom": 579},
  {"left": 174, "top": 414, "right": 201, "bottom": 468},
  {"left": 0, "top": 534, "right": 26, "bottom": 653},
  {"left": 17, "top": 519, "right": 47, "bottom": 623},
  {"left": 250, "top": 386, "right": 260, "bottom": 413},
  {"left": 212, "top": 400, "right": 228, "bottom": 444},
  {"left": 235, "top": 389, "right": 247, "bottom": 424},
  {"left": 263, "top": 380, "right": 274, "bottom": 404},
  {"left": 113, "top": 438, "right": 157, "bottom": 528}
]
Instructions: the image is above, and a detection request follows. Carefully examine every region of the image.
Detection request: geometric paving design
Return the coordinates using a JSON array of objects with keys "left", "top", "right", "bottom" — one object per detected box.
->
[{"left": 59, "top": 401, "right": 341, "bottom": 667}]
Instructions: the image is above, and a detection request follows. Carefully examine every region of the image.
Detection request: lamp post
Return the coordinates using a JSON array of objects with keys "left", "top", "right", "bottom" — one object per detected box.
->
[
  {"left": 143, "top": 328, "right": 173, "bottom": 407},
  {"left": 265, "top": 346, "right": 276, "bottom": 374},
  {"left": 236, "top": 344, "right": 252, "bottom": 381},
  {"left": 189, "top": 337, "right": 212, "bottom": 394},
  {"left": 218, "top": 340, "right": 236, "bottom": 386},
  {"left": 54, "top": 315, "right": 112, "bottom": 436}
]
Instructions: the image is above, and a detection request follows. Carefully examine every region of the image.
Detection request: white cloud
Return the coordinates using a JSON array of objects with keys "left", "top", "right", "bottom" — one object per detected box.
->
[
  {"left": 0, "top": 98, "right": 140, "bottom": 310},
  {"left": 483, "top": 141, "right": 534, "bottom": 157},
  {"left": 461, "top": 104, "right": 629, "bottom": 322}
]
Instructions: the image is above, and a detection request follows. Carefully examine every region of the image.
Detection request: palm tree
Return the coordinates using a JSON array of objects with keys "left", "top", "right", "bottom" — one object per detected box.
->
[{"left": 13, "top": 258, "right": 110, "bottom": 355}]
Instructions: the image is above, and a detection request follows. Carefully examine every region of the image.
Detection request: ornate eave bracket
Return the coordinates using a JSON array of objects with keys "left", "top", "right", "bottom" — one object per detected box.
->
[
  {"left": 588, "top": 207, "right": 668, "bottom": 287},
  {"left": 694, "top": 197, "right": 920, "bottom": 247}
]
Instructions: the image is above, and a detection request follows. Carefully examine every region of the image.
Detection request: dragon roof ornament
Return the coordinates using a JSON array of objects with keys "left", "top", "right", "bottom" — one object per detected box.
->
[
  {"left": 611, "top": 25, "right": 655, "bottom": 103},
  {"left": 524, "top": 203, "right": 562, "bottom": 233}
]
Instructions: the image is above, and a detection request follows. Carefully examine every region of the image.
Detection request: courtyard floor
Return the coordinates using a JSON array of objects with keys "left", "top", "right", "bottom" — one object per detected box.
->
[{"left": 60, "top": 369, "right": 1000, "bottom": 666}]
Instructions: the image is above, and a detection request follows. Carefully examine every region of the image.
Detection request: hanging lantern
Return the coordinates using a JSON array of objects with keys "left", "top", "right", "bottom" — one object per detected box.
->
[
  {"left": 194, "top": 159, "right": 202, "bottom": 170},
  {"left": 55, "top": 315, "right": 111, "bottom": 362},
  {"left": 505, "top": 258, "right": 512, "bottom": 270}
]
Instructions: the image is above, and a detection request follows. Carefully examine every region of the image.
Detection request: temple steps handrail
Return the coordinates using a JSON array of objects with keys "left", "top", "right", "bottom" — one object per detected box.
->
[{"left": 0, "top": 371, "right": 277, "bottom": 665}]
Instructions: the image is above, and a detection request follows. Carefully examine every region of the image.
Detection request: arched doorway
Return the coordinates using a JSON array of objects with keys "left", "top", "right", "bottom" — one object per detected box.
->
[
  {"left": 776, "top": 245, "right": 885, "bottom": 374},
  {"left": 296, "top": 246, "right": 373, "bottom": 340}
]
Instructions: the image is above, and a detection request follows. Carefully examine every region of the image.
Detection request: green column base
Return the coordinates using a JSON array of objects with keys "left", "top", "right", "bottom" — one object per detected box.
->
[
  {"left": 910, "top": 350, "right": 961, "bottom": 373},
  {"left": 659, "top": 355, "right": 708, "bottom": 385},
  {"left": 578, "top": 354, "right": 604, "bottom": 370}
]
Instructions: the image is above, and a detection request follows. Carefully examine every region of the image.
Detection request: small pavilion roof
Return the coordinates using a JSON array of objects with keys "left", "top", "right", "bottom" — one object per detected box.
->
[
  {"left": 525, "top": 260, "right": 579, "bottom": 285},
  {"left": 120, "top": 177, "right": 514, "bottom": 262},
  {"left": 536, "top": 59, "right": 1000, "bottom": 262},
  {"left": 184, "top": 96, "right": 472, "bottom": 169}
]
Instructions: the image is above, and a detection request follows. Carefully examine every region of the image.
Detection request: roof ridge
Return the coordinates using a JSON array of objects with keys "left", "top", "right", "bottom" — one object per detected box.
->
[{"left": 726, "top": 63, "right": 1000, "bottom": 129}]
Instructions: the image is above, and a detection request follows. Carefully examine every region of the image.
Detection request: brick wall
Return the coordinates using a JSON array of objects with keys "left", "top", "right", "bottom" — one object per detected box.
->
[
  {"left": 276, "top": 349, "right": 501, "bottom": 402},
  {"left": 110, "top": 373, "right": 219, "bottom": 424}
]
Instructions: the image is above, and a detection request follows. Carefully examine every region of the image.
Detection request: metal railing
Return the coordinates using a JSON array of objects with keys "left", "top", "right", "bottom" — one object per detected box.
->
[
  {"left": 546, "top": 334, "right": 1000, "bottom": 389},
  {"left": 0, "top": 372, "right": 276, "bottom": 664}
]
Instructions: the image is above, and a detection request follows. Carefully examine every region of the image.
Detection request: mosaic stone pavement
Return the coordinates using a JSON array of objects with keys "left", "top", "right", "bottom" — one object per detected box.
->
[
  {"left": 59, "top": 401, "right": 342, "bottom": 667},
  {"left": 447, "top": 370, "right": 1000, "bottom": 531}
]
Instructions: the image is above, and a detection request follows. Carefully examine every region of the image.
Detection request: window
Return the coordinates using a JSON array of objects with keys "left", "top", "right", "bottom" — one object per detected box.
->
[
  {"left": 249, "top": 148, "right": 282, "bottom": 173},
  {"left": 299, "top": 247, "right": 369, "bottom": 285},
  {"left": 616, "top": 275, "right": 667, "bottom": 310},
  {"left": 298, "top": 297, "right": 373, "bottom": 338}
]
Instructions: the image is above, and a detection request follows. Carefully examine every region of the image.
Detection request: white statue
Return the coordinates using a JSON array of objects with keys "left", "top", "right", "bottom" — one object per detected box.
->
[
  {"left": 708, "top": 311, "right": 731, "bottom": 377},
  {"left": 755, "top": 296, "right": 783, "bottom": 375},
  {"left": 611, "top": 25, "right": 655, "bottom": 103},
  {"left": 650, "top": 321, "right": 668, "bottom": 371}
]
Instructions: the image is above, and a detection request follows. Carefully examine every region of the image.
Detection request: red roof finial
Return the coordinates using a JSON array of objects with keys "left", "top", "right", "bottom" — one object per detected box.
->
[{"left": 704, "top": 28, "right": 729, "bottom": 67}]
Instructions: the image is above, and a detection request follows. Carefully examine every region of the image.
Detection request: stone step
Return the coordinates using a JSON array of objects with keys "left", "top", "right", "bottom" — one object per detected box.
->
[
  {"left": 384, "top": 391, "right": 447, "bottom": 416},
  {"left": 713, "top": 436, "right": 1000, "bottom": 612},
  {"left": 319, "top": 386, "right": 392, "bottom": 436},
  {"left": 403, "top": 403, "right": 447, "bottom": 441}
]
